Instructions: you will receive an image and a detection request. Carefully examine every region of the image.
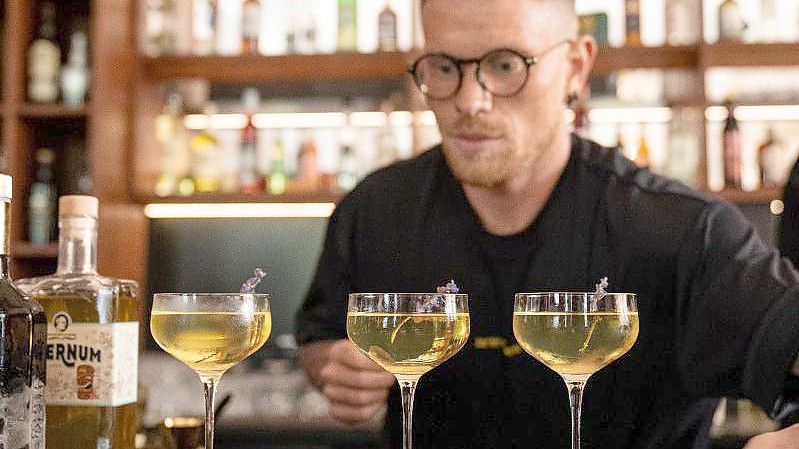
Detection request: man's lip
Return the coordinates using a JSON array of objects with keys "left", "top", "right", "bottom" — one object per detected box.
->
[{"left": 452, "top": 133, "right": 501, "bottom": 141}]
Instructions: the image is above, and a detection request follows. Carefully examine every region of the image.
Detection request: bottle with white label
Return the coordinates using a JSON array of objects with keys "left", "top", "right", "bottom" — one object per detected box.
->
[
  {"left": 0, "top": 174, "right": 47, "bottom": 449},
  {"left": 16, "top": 196, "right": 139, "bottom": 449}
]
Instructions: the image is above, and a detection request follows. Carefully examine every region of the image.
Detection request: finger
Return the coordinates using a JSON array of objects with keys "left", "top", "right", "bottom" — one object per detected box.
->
[
  {"left": 320, "top": 362, "right": 396, "bottom": 389},
  {"left": 330, "top": 340, "right": 388, "bottom": 372},
  {"left": 328, "top": 402, "right": 385, "bottom": 426},
  {"left": 322, "top": 383, "right": 390, "bottom": 407}
]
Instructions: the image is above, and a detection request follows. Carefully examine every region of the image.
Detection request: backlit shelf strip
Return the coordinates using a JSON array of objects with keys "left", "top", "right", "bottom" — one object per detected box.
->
[
  {"left": 183, "top": 111, "right": 435, "bottom": 130},
  {"left": 144, "top": 202, "right": 336, "bottom": 219},
  {"left": 705, "top": 105, "right": 799, "bottom": 122}
]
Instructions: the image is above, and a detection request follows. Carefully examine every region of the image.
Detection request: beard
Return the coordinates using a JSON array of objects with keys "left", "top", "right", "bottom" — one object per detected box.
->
[{"left": 441, "top": 114, "right": 561, "bottom": 188}]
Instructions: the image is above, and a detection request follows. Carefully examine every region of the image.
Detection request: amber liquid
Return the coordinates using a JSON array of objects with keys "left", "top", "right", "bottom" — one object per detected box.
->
[
  {"left": 150, "top": 311, "right": 272, "bottom": 379},
  {"left": 36, "top": 294, "right": 138, "bottom": 449},
  {"left": 513, "top": 312, "right": 639, "bottom": 377},
  {"left": 347, "top": 312, "right": 470, "bottom": 377}
]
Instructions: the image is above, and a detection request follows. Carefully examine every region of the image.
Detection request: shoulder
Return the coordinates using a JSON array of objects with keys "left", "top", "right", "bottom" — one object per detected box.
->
[{"left": 572, "top": 135, "right": 722, "bottom": 217}]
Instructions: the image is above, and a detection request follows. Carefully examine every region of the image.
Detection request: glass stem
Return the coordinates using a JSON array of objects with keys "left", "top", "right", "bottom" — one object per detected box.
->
[
  {"left": 396, "top": 375, "right": 420, "bottom": 449},
  {"left": 564, "top": 378, "right": 587, "bottom": 449},
  {"left": 202, "top": 377, "right": 217, "bottom": 449}
]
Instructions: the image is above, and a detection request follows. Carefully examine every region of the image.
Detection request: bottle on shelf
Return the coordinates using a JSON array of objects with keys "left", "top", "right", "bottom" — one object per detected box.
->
[
  {"left": 145, "top": 0, "right": 178, "bottom": 56},
  {"left": 16, "top": 196, "right": 139, "bottom": 449},
  {"left": 377, "top": 99, "right": 400, "bottom": 169},
  {"left": 295, "top": 135, "right": 321, "bottom": 191},
  {"left": 635, "top": 131, "right": 650, "bottom": 169},
  {"left": 666, "top": 109, "right": 699, "bottom": 187},
  {"left": 61, "top": 31, "right": 90, "bottom": 106},
  {"left": 756, "top": 0, "right": 780, "bottom": 43},
  {"left": 63, "top": 137, "right": 93, "bottom": 195},
  {"left": 189, "top": 103, "right": 220, "bottom": 193},
  {"left": 28, "top": 1, "right": 61, "bottom": 103},
  {"left": 625, "top": 0, "right": 642, "bottom": 47},
  {"left": 338, "top": 0, "right": 358, "bottom": 52},
  {"left": 378, "top": 1, "right": 398, "bottom": 52},
  {"left": 665, "top": 0, "right": 700, "bottom": 46},
  {"left": 192, "top": 0, "right": 217, "bottom": 55},
  {"left": 578, "top": 13, "right": 609, "bottom": 45},
  {"left": 154, "top": 92, "right": 185, "bottom": 197},
  {"left": 241, "top": 0, "right": 262, "bottom": 54},
  {"left": 0, "top": 174, "right": 47, "bottom": 449},
  {"left": 291, "top": 0, "right": 317, "bottom": 55},
  {"left": 757, "top": 128, "right": 783, "bottom": 188},
  {"left": 28, "top": 148, "right": 58, "bottom": 246},
  {"left": 268, "top": 135, "right": 288, "bottom": 195},
  {"left": 723, "top": 100, "right": 743, "bottom": 189},
  {"left": 718, "top": 0, "right": 746, "bottom": 43},
  {"left": 337, "top": 142, "right": 359, "bottom": 192},
  {"left": 239, "top": 88, "right": 262, "bottom": 193}
]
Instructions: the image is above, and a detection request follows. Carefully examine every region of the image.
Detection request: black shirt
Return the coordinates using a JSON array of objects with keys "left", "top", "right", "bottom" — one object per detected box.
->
[{"left": 296, "top": 135, "right": 799, "bottom": 449}]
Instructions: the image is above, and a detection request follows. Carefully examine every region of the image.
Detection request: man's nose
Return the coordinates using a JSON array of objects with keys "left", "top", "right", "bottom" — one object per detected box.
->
[{"left": 454, "top": 65, "right": 493, "bottom": 116}]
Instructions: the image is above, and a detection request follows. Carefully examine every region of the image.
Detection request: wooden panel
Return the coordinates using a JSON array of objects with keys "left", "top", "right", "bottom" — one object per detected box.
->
[
  {"left": 714, "top": 187, "right": 784, "bottom": 205},
  {"left": 97, "top": 203, "right": 148, "bottom": 298},
  {"left": 135, "top": 191, "right": 342, "bottom": 204},
  {"left": 141, "top": 51, "right": 412, "bottom": 83},
  {"left": 700, "top": 43, "right": 799, "bottom": 68},
  {"left": 593, "top": 45, "right": 699, "bottom": 75},
  {"left": 12, "top": 242, "right": 58, "bottom": 259},
  {"left": 19, "top": 103, "right": 88, "bottom": 118}
]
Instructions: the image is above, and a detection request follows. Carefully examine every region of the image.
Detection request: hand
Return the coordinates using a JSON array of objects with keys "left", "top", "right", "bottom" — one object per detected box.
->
[
  {"left": 744, "top": 423, "right": 799, "bottom": 448},
  {"left": 316, "top": 339, "right": 396, "bottom": 425}
]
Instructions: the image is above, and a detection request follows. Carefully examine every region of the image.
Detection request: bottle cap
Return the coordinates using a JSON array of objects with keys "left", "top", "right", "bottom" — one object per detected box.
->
[
  {"left": 59, "top": 195, "right": 98, "bottom": 218},
  {"left": 0, "top": 174, "right": 12, "bottom": 199}
]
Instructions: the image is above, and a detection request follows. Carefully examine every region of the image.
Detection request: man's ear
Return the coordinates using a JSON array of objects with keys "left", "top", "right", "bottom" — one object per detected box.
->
[{"left": 565, "top": 35, "right": 597, "bottom": 100}]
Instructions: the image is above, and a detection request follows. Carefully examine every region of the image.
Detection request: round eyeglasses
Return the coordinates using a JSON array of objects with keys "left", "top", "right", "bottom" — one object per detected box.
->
[{"left": 408, "top": 40, "right": 571, "bottom": 100}]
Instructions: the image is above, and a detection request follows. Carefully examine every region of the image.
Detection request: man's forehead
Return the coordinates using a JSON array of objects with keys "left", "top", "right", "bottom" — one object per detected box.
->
[{"left": 421, "top": 0, "right": 563, "bottom": 56}]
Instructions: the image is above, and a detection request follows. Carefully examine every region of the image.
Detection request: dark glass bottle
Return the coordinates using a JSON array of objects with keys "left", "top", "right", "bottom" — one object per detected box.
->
[{"left": 0, "top": 174, "right": 47, "bottom": 449}]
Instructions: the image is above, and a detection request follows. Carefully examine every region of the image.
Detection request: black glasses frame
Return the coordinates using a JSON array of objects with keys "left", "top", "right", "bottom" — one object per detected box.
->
[{"left": 408, "top": 39, "right": 571, "bottom": 100}]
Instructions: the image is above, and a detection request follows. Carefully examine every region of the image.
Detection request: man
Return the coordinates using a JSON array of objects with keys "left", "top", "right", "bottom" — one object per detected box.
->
[{"left": 296, "top": 0, "right": 799, "bottom": 447}]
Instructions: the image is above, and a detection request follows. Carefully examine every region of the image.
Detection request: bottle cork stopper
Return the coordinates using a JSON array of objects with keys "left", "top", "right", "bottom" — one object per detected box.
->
[
  {"left": 59, "top": 195, "right": 99, "bottom": 218},
  {"left": 0, "top": 174, "right": 12, "bottom": 199}
]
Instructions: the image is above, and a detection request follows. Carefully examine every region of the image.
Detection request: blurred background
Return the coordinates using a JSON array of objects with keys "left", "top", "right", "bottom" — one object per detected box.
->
[{"left": 5, "top": 0, "right": 799, "bottom": 447}]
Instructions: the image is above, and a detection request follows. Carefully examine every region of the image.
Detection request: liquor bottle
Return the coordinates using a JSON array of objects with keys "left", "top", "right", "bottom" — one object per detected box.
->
[
  {"left": 635, "top": 132, "right": 650, "bottom": 169},
  {"left": 719, "top": 0, "right": 746, "bottom": 42},
  {"left": 190, "top": 103, "right": 220, "bottom": 193},
  {"left": 666, "top": 109, "right": 699, "bottom": 187},
  {"left": 337, "top": 143, "right": 359, "bottom": 191},
  {"left": 722, "top": 101, "right": 742, "bottom": 189},
  {"left": 625, "top": 0, "right": 642, "bottom": 47},
  {"left": 293, "top": 0, "right": 317, "bottom": 55},
  {"left": 338, "top": 0, "right": 358, "bottom": 52},
  {"left": 155, "top": 92, "right": 185, "bottom": 197},
  {"left": 192, "top": 0, "right": 217, "bottom": 55},
  {"left": 377, "top": 99, "right": 399, "bottom": 169},
  {"left": 295, "top": 136, "right": 321, "bottom": 191},
  {"left": 16, "top": 196, "right": 139, "bottom": 449},
  {"left": 578, "top": 13, "right": 609, "bottom": 45},
  {"left": 757, "top": 128, "right": 783, "bottom": 187},
  {"left": 269, "top": 135, "right": 288, "bottom": 195},
  {"left": 145, "top": 0, "right": 178, "bottom": 56},
  {"left": 378, "top": 1, "right": 398, "bottom": 52},
  {"left": 28, "top": 1, "right": 61, "bottom": 103},
  {"left": 242, "top": 0, "right": 262, "bottom": 54},
  {"left": 239, "top": 88, "right": 262, "bottom": 193},
  {"left": 28, "top": 148, "right": 58, "bottom": 245},
  {"left": 0, "top": 174, "right": 47, "bottom": 449},
  {"left": 665, "top": 0, "right": 700, "bottom": 45},
  {"left": 61, "top": 31, "right": 90, "bottom": 106},
  {"left": 757, "top": 0, "right": 780, "bottom": 43}
]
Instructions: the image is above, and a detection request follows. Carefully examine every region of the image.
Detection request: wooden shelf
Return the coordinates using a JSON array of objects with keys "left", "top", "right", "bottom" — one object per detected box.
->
[
  {"left": 700, "top": 43, "right": 799, "bottom": 68},
  {"left": 593, "top": 45, "right": 699, "bottom": 75},
  {"left": 140, "top": 52, "right": 411, "bottom": 83},
  {"left": 136, "top": 191, "right": 343, "bottom": 204},
  {"left": 713, "top": 187, "right": 783, "bottom": 205},
  {"left": 12, "top": 242, "right": 58, "bottom": 259},
  {"left": 18, "top": 103, "right": 88, "bottom": 119}
]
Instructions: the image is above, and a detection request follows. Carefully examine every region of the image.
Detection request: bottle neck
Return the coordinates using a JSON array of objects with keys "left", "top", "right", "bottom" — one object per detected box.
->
[
  {"left": 0, "top": 200, "right": 10, "bottom": 280},
  {"left": 56, "top": 216, "right": 98, "bottom": 275}
]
